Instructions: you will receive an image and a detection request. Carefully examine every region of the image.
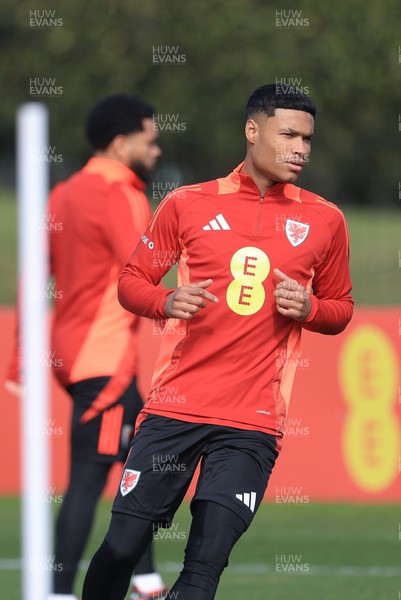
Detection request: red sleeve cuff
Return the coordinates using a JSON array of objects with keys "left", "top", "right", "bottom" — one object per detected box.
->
[
  {"left": 155, "top": 288, "right": 174, "bottom": 319},
  {"left": 302, "top": 294, "right": 319, "bottom": 324}
]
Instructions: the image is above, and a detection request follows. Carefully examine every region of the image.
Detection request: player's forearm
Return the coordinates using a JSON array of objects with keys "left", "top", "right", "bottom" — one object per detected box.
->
[
  {"left": 118, "top": 265, "right": 171, "bottom": 319},
  {"left": 301, "top": 294, "right": 353, "bottom": 335}
]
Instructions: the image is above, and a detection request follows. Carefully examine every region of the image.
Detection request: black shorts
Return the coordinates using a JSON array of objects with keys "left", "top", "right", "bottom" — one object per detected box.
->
[
  {"left": 67, "top": 376, "right": 144, "bottom": 465},
  {"left": 113, "top": 414, "right": 279, "bottom": 529}
]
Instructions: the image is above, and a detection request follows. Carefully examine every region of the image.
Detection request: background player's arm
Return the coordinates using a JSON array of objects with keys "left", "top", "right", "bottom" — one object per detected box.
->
[
  {"left": 105, "top": 184, "right": 151, "bottom": 268},
  {"left": 5, "top": 188, "right": 59, "bottom": 392}
]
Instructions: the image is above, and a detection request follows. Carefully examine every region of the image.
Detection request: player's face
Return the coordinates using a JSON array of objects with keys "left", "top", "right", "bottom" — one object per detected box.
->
[
  {"left": 124, "top": 118, "right": 161, "bottom": 182},
  {"left": 245, "top": 109, "right": 314, "bottom": 186}
]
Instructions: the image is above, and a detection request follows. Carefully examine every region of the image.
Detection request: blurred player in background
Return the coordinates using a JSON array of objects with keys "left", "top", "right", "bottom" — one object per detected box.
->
[
  {"left": 6, "top": 94, "right": 168, "bottom": 600},
  {"left": 82, "top": 84, "right": 353, "bottom": 600}
]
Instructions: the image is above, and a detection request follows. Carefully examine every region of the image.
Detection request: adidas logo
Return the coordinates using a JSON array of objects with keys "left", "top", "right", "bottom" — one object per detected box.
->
[
  {"left": 235, "top": 491, "right": 257, "bottom": 512},
  {"left": 202, "top": 213, "right": 231, "bottom": 231}
]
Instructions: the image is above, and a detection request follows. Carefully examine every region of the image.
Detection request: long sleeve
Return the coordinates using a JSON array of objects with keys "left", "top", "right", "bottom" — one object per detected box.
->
[
  {"left": 104, "top": 183, "right": 151, "bottom": 268},
  {"left": 5, "top": 189, "right": 57, "bottom": 389},
  {"left": 118, "top": 192, "right": 181, "bottom": 319},
  {"left": 5, "top": 305, "right": 21, "bottom": 390},
  {"left": 301, "top": 211, "right": 353, "bottom": 334}
]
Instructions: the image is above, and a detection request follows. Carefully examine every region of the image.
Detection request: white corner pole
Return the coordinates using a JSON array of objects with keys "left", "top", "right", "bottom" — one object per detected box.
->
[{"left": 17, "top": 102, "right": 51, "bottom": 600}]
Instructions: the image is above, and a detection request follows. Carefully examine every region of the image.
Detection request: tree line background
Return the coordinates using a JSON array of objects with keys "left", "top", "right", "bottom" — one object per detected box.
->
[{"left": 0, "top": 0, "right": 401, "bottom": 208}]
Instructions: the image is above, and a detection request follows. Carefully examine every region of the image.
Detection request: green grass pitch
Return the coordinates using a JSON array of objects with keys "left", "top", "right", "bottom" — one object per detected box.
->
[{"left": 0, "top": 497, "right": 400, "bottom": 599}]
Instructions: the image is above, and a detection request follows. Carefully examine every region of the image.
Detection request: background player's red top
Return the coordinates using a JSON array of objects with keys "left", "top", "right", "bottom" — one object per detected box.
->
[
  {"left": 7, "top": 157, "right": 150, "bottom": 411},
  {"left": 118, "top": 163, "right": 353, "bottom": 439}
]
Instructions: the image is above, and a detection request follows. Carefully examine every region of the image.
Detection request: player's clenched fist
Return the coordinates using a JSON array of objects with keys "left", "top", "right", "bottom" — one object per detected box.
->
[
  {"left": 273, "top": 268, "right": 312, "bottom": 321},
  {"left": 165, "top": 279, "right": 219, "bottom": 320}
]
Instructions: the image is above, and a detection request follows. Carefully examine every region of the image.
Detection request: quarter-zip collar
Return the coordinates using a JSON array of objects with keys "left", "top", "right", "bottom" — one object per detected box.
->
[{"left": 223, "top": 162, "right": 301, "bottom": 203}]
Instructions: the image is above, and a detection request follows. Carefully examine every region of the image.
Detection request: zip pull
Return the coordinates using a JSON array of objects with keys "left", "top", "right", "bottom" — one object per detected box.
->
[{"left": 256, "top": 194, "right": 265, "bottom": 233}]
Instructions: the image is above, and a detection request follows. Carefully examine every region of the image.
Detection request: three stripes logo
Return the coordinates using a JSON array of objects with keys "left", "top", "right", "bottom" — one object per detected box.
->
[
  {"left": 235, "top": 491, "right": 257, "bottom": 513},
  {"left": 202, "top": 213, "right": 231, "bottom": 231}
]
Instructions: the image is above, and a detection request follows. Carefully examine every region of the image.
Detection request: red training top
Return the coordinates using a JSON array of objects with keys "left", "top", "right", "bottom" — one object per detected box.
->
[
  {"left": 118, "top": 163, "right": 353, "bottom": 439},
  {"left": 7, "top": 158, "right": 150, "bottom": 421}
]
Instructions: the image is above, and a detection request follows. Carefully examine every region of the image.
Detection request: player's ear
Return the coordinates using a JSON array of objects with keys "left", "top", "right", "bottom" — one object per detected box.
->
[
  {"left": 245, "top": 119, "right": 258, "bottom": 145},
  {"left": 109, "top": 134, "right": 129, "bottom": 162},
  {"left": 111, "top": 134, "right": 127, "bottom": 153}
]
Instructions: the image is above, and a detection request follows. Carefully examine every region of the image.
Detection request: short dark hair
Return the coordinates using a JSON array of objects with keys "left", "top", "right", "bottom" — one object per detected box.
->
[
  {"left": 86, "top": 94, "right": 155, "bottom": 150},
  {"left": 245, "top": 84, "right": 316, "bottom": 120}
]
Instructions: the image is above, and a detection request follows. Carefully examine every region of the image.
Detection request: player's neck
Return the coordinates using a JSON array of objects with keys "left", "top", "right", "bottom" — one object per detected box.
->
[
  {"left": 94, "top": 149, "right": 127, "bottom": 167},
  {"left": 241, "top": 158, "right": 276, "bottom": 196}
]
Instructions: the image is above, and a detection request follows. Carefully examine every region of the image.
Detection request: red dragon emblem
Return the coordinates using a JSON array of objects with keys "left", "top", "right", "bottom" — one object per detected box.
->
[
  {"left": 285, "top": 219, "right": 310, "bottom": 247},
  {"left": 120, "top": 469, "right": 141, "bottom": 497}
]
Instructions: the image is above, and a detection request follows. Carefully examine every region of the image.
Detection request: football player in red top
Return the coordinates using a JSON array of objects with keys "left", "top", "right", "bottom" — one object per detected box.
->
[
  {"left": 83, "top": 84, "right": 353, "bottom": 600},
  {"left": 7, "top": 95, "right": 168, "bottom": 600}
]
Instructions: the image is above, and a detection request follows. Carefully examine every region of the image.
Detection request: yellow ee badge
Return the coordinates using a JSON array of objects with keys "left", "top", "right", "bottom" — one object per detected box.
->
[{"left": 226, "top": 247, "right": 270, "bottom": 316}]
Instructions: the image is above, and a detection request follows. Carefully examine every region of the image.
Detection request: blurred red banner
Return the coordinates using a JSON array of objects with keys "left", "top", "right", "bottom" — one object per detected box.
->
[{"left": 1, "top": 307, "right": 400, "bottom": 502}]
